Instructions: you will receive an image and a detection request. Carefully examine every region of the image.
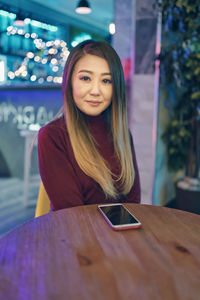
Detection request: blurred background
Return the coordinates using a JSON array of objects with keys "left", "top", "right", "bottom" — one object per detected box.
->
[{"left": 0, "top": 0, "right": 199, "bottom": 237}]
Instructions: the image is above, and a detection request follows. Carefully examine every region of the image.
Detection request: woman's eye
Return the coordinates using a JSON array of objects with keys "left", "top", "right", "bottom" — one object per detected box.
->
[
  {"left": 80, "top": 76, "right": 90, "bottom": 81},
  {"left": 102, "top": 79, "right": 112, "bottom": 84}
]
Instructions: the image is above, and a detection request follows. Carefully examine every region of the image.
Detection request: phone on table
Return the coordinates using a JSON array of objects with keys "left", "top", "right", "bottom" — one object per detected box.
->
[{"left": 98, "top": 204, "right": 142, "bottom": 230}]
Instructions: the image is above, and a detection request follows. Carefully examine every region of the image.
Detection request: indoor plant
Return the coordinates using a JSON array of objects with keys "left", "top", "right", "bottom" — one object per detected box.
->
[{"left": 158, "top": 0, "right": 200, "bottom": 212}]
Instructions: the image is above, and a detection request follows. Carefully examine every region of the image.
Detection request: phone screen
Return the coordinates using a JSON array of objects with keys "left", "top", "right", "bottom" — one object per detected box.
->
[{"left": 99, "top": 204, "right": 139, "bottom": 225}]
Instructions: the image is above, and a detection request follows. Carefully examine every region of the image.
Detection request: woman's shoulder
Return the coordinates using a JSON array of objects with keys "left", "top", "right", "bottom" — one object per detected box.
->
[
  {"left": 39, "top": 115, "right": 66, "bottom": 133},
  {"left": 38, "top": 115, "right": 68, "bottom": 142}
]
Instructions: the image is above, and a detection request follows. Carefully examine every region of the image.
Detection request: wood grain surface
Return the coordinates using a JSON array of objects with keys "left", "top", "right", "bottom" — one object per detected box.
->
[{"left": 0, "top": 204, "right": 200, "bottom": 300}]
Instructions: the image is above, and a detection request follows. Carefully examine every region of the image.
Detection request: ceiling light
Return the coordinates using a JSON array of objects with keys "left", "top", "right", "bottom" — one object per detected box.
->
[
  {"left": 75, "top": 0, "right": 91, "bottom": 14},
  {"left": 109, "top": 23, "right": 116, "bottom": 35}
]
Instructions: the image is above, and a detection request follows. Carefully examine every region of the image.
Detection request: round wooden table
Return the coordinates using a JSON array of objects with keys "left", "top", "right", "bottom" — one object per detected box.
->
[{"left": 0, "top": 204, "right": 200, "bottom": 300}]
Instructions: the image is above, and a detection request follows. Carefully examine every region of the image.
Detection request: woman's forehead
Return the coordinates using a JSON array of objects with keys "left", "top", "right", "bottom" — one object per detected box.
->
[{"left": 73, "top": 54, "right": 111, "bottom": 74}]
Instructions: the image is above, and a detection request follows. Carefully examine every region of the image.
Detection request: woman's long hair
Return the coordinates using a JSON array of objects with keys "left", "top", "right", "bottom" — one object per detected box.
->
[{"left": 62, "top": 40, "right": 135, "bottom": 199}]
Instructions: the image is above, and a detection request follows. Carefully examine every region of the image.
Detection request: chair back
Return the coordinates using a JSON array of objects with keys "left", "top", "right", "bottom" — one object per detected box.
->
[{"left": 35, "top": 182, "right": 51, "bottom": 217}]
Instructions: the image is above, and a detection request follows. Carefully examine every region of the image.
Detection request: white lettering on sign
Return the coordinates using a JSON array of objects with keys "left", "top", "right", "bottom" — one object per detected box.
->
[{"left": 0, "top": 102, "right": 54, "bottom": 130}]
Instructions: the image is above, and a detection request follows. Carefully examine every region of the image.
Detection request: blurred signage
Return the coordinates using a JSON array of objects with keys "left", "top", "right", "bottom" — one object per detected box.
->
[{"left": 0, "top": 102, "right": 54, "bottom": 130}]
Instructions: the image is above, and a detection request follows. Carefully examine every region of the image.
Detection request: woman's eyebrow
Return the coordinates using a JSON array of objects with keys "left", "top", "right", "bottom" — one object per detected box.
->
[
  {"left": 78, "top": 70, "right": 111, "bottom": 76},
  {"left": 78, "top": 70, "right": 93, "bottom": 74},
  {"left": 102, "top": 72, "right": 111, "bottom": 76}
]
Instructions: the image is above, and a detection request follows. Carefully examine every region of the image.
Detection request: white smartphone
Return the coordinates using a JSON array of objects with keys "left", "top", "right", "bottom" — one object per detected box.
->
[{"left": 98, "top": 204, "right": 142, "bottom": 230}]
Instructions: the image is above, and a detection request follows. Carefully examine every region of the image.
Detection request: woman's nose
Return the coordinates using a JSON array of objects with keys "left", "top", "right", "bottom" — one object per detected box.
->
[{"left": 90, "top": 81, "right": 100, "bottom": 95}]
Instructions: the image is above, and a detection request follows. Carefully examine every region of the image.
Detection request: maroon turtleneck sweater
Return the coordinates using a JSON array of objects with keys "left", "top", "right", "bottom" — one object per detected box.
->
[{"left": 38, "top": 113, "right": 141, "bottom": 211}]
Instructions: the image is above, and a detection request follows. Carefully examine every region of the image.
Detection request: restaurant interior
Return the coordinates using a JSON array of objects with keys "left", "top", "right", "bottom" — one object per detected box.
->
[
  {"left": 0, "top": 0, "right": 199, "bottom": 239},
  {"left": 0, "top": 1, "right": 200, "bottom": 299}
]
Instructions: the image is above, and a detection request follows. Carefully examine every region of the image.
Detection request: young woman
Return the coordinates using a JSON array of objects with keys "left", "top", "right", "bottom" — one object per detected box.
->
[{"left": 38, "top": 40, "right": 141, "bottom": 211}]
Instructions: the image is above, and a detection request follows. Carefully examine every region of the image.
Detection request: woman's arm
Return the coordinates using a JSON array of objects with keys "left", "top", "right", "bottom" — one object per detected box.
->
[{"left": 38, "top": 123, "right": 85, "bottom": 211}]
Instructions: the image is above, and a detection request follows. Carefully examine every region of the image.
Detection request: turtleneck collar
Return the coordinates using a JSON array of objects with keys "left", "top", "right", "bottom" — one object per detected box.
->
[{"left": 85, "top": 111, "right": 110, "bottom": 135}]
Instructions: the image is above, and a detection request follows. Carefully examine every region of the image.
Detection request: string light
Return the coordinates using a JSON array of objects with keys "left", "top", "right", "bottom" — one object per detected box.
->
[
  {"left": 48, "top": 48, "right": 55, "bottom": 55},
  {"left": 47, "top": 76, "right": 53, "bottom": 82},
  {"left": 31, "top": 33, "right": 38, "bottom": 39},
  {"left": 6, "top": 25, "right": 70, "bottom": 84},
  {"left": 0, "top": 8, "right": 64, "bottom": 84},
  {"left": 30, "top": 75, "right": 37, "bottom": 81},
  {"left": 34, "top": 56, "right": 41, "bottom": 62},
  {"left": 38, "top": 78, "right": 44, "bottom": 84},
  {"left": 50, "top": 58, "right": 57, "bottom": 65},
  {"left": 8, "top": 71, "right": 15, "bottom": 79},
  {"left": 52, "top": 66, "right": 59, "bottom": 72},
  {"left": 54, "top": 40, "right": 60, "bottom": 46},
  {"left": 18, "top": 29, "right": 24, "bottom": 35},
  {"left": 27, "top": 52, "right": 34, "bottom": 59},
  {"left": 42, "top": 58, "right": 48, "bottom": 64},
  {"left": 22, "top": 71, "right": 27, "bottom": 77},
  {"left": 25, "top": 33, "right": 30, "bottom": 38}
]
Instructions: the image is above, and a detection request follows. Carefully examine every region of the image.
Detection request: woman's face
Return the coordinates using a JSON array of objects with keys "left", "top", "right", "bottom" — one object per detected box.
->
[{"left": 71, "top": 54, "right": 112, "bottom": 116}]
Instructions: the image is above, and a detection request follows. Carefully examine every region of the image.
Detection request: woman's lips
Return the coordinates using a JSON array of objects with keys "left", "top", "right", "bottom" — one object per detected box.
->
[{"left": 86, "top": 101, "right": 102, "bottom": 106}]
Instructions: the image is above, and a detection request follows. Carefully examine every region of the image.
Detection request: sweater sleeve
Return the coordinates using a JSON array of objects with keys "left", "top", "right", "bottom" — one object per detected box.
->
[
  {"left": 128, "top": 132, "right": 141, "bottom": 203},
  {"left": 38, "top": 123, "right": 84, "bottom": 211}
]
